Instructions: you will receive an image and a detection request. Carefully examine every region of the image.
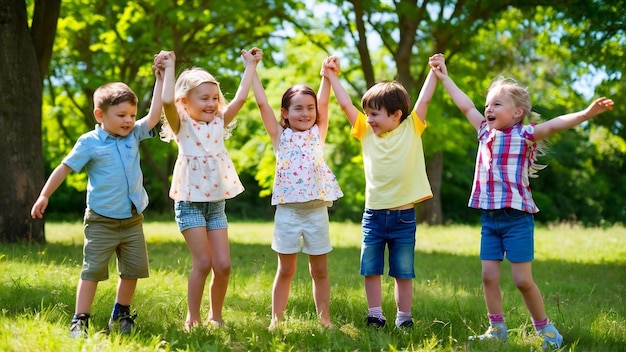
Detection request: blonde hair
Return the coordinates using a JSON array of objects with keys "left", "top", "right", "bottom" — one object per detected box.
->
[
  {"left": 160, "top": 67, "right": 228, "bottom": 142},
  {"left": 487, "top": 76, "right": 547, "bottom": 178}
]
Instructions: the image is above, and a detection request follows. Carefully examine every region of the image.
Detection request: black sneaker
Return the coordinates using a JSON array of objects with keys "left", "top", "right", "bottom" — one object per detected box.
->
[
  {"left": 366, "top": 316, "right": 386, "bottom": 329},
  {"left": 108, "top": 311, "right": 137, "bottom": 334},
  {"left": 69, "top": 313, "right": 89, "bottom": 338},
  {"left": 397, "top": 319, "right": 414, "bottom": 328}
]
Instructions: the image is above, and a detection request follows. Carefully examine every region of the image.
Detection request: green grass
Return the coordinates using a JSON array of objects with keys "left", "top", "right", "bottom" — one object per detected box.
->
[{"left": 1, "top": 221, "right": 625, "bottom": 351}]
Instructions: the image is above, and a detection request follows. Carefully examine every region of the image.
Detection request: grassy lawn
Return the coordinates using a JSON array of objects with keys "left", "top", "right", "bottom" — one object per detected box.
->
[{"left": 1, "top": 221, "right": 625, "bottom": 351}]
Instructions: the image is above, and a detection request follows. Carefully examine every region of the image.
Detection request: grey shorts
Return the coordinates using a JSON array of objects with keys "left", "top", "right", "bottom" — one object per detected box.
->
[{"left": 81, "top": 208, "right": 149, "bottom": 281}]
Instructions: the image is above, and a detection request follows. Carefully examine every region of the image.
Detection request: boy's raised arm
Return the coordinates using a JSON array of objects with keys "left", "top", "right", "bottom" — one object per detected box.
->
[
  {"left": 143, "top": 53, "right": 165, "bottom": 130},
  {"left": 413, "top": 67, "right": 438, "bottom": 124}
]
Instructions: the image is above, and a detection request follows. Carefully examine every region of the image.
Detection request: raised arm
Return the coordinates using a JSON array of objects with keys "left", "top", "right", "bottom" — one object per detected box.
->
[
  {"left": 533, "top": 97, "right": 614, "bottom": 141},
  {"left": 161, "top": 50, "right": 180, "bottom": 134},
  {"left": 413, "top": 67, "right": 438, "bottom": 124},
  {"left": 322, "top": 56, "right": 360, "bottom": 126},
  {"left": 141, "top": 52, "right": 166, "bottom": 130},
  {"left": 430, "top": 54, "right": 484, "bottom": 131},
  {"left": 223, "top": 48, "right": 263, "bottom": 125},
  {"left": 30, "top": 164, "right": 72, "bottom": 219},
  {"left": 316, "top": 60, "right": 331, "bottom": 141},
  {"left": 251, "top": 71, "right": 281, "bottom": 147}
]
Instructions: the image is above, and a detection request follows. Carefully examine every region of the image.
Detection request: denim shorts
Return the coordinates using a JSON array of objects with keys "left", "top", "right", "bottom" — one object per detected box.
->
[
  {"left": 174, "top": 200, "right": 228, "bottom": 232},
  {"left": 273, "top": 201, "right": 332, "bottom": 255},
  {"left": 360, "top": 208, "right": 416, "bottom": 278},
  {"left": 82, "top": 208, "right": 149, "bottom": 281},
  {"left": 479, "top": 208, "right": 535, "bottom": 262}
]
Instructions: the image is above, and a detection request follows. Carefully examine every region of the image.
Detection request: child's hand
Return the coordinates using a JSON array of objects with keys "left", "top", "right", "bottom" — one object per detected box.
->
[
  {"left": 429, "top": 53, "right": 447, "bottom": 78},
  {"left": 154, "top": 50, "right": 175, "bottom": 69},
  {"left": 153, "top": 51, "right": 175, "bottom": 80},
  {"left": 585, "top": 97, "right": 614, "bottom": 117},
  {"left": 242, "top": 47, "right": 263, "bottom": 66},
  {"left": 30, "top": 196, "right": 48, "bottom": 219},
  {"left": 250, "top": 47, "right": 263, "bottom": 64},
  {"left": 321, "top": 56, "right": 340, "bottom": 77}
]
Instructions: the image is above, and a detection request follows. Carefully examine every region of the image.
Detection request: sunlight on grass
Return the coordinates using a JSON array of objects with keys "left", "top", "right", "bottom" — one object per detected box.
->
[{"left": 2, "top": 221, "right": 625, "bottom": 351}]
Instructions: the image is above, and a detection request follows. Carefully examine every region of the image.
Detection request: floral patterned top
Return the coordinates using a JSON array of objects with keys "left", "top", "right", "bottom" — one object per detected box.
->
[
  {"left": 271, "top": 125, "right": 343, "bottom": 205},
  {"left": 169, "top": 112, "right": 244, "bottom": 202}
]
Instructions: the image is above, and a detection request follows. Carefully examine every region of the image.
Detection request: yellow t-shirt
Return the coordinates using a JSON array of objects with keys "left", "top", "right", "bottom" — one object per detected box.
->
[{"left": 351, "top": 111, "right": 432, "bottom": 209}]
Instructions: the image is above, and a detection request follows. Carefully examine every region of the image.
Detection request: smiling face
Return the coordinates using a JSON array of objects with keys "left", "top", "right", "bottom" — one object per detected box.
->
[
  {"left": 95, "top": 102, "right": 137, "bottom": 137},
  {"left": 182, "top": 82, "right": 221, "bottom": 123},
  {"left": 484, "top": 87, "right": 525, "bottom": 130},
  {"left": 364, "top": 106, "right": 402, "bottom": 136},
  {"left": 281, "top": 93, "right": 317, "bottom": 132}
]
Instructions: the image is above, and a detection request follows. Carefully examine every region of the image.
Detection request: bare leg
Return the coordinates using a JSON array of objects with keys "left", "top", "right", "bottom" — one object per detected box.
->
[
  {"left": 115, "top": 277, "right": 137, "bottom": 306},
  {"left": 309, "top": 254, "right": 331, "bottom": 328},
  {"left": 364, "top": 275, "right": 382, "bottom": 308},
  {"left": 394, "top": 278, "right": 412, "bottom": 313},
  {"left": 75, "top": 279, "right": 98, "bottom": 314},
  {"left": 269, "top": 253, "right": 297, "bottom": 330},
  {"left": 511, "top": 261, "right": 546, "bottom": 320},
  {"left": 481, "top": 260, "right": 503, "bottom": 315},
  {"left": 206, "top": 227, "right": 231, "bottom": 326},
  {"left": 182, "top": 226, "right": 212, "bottom": 330}
]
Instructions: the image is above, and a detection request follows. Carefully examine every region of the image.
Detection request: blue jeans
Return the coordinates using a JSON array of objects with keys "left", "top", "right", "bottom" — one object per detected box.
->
[
  {"left": 480, "top": 208, "right": 534, "bottom": 262},
  {"left": 360, "top": 208, "right": 416, "bottom": 278}
]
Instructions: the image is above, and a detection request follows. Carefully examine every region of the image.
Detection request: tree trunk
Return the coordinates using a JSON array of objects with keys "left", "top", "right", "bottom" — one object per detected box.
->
[
  {"left": 417, "top": 151, "right": 443, "bottom": 225},
  {"left": 0, "top": 0, "right": 60, "bottom": 243}
]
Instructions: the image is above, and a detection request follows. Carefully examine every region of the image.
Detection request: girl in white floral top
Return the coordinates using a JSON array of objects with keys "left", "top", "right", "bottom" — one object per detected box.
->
[
  {"left": 160, "top": 48, "right": 262, "bottom": 331},
  {"left": 251, "top": 57, "right": 343, "bottom": 330}
]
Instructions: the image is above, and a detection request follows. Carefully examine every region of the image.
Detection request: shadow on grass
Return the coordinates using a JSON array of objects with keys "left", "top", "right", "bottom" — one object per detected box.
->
[{"left": 1, "top": 240, "right": 625, "bottom": 351}]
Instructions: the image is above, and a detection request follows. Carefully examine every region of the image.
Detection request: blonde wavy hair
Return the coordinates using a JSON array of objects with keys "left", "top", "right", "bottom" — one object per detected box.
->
[{"left": 487, "top": 76, "right": 548, "bottom": 178}]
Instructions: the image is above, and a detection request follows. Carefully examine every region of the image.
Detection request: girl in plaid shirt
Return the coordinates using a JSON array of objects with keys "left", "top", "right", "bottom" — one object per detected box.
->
[{"left": 430, "top": 53, "right": 613, "bottom": 350}]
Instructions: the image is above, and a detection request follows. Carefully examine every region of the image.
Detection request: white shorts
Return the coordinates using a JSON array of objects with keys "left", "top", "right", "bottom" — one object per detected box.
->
[{"left": 272, "top": 201, "right": 332, "bottom": 255}]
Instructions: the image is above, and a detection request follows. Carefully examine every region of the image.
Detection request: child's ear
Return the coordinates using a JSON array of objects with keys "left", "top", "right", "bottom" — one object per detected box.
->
[
  {"left": 514, "top": 107, "right": 525, "bottom": 121},
  {"left": 93, "top": 108, "right": 103, "bottom": 123},
  {"left": 392, "top": 109, "right": 403, "bottom": 120}
]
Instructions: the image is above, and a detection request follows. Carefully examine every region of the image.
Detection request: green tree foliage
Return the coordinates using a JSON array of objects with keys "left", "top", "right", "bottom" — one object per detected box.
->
[
  {"left": 35, "top": 0, "right": 625, "bottom": 227},
  {"left": 41, "top": 0, "right": 291, "bottom": 219}
]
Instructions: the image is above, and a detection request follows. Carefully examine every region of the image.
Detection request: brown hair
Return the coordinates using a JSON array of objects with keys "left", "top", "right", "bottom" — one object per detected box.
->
[
  {"left": 280, "top": 84, "right": 318, "bottom": 129},
  {"left": 93, "top": 82, "right": 138, "bottom": 112},
  {"left": 361, "top": 81, "right": 411, "bottom": 121}
]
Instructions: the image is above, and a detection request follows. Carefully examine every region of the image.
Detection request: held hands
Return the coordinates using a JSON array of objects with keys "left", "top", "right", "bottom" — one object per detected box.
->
[
  {"left": 429, "top": 53, "right": 447, "bottom": 79},
  {"left": 153, "top": 50, "right": 176, "bottom": 79},
  {"left": 321, "top": 56, "right": 340, "bottom": 77},
  {"left": 242, "top": 47, "right": 263, "bottom": 66}
]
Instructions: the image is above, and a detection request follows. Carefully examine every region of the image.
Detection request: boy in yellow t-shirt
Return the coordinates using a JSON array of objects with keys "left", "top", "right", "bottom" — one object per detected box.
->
[{"left": 322, "top": 55, "right": 439, "bottom": 328}]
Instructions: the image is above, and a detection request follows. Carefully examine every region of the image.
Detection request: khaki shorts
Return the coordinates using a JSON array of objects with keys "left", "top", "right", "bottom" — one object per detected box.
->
[
  {"left": 272, "top": 201, "right": 332, "bottom": 255},
  {"left": 81, "top": 208, "right": 150, "bottom": 281}
]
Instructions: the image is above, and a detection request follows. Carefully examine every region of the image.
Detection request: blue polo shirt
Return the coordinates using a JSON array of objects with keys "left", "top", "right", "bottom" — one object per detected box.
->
[{"left": 62, "top": 120, "right": 154, "bottom": 219}]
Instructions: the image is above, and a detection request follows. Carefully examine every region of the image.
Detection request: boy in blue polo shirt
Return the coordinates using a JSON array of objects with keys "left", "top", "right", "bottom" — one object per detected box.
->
[{"left": 30, "top": 52, "right": 169, "bottom": 337}]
